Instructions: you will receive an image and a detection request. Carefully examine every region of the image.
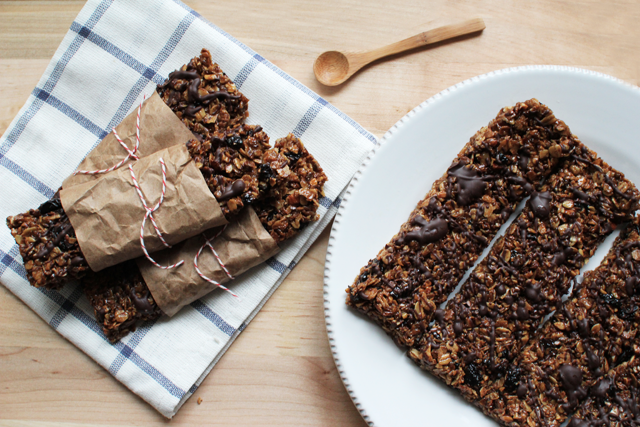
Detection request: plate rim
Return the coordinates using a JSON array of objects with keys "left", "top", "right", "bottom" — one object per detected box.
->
[{"left": 323, "top": 65, "right": 640, "bottom": 426}]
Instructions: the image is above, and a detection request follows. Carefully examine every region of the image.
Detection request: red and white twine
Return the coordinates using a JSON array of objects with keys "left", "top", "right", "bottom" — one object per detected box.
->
[
  {"left": 74, "top": 95, "right": 144, "bottom": 175},
  {"left": 72, "top": 95, "right": 184, "bottom": 271},
  {"left": 194, "top": 227, "right": 238, "bottom": 298},
  {"left": 129, "top": 158, "right": 184, "bottom": 270}
]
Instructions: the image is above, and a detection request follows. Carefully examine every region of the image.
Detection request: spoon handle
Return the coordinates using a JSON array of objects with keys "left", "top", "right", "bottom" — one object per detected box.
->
[{"left": 366, "top": 18, "right": 486, "bottom": 62}]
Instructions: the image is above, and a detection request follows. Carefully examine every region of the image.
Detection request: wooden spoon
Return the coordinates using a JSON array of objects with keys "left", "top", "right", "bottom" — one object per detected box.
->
[{"left": 313, "top": 18, "right": 486, "bottom": 86}]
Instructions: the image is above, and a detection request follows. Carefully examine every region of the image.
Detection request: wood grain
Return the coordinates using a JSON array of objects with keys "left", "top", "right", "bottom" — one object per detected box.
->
[{"left": 1, "top": 0, "right": 640, "bottom": 425}]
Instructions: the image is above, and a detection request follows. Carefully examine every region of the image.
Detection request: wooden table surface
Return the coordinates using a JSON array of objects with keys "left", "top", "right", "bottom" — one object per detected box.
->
[{"left": 1, "top": 1, "right": 639, "bottom": 426}]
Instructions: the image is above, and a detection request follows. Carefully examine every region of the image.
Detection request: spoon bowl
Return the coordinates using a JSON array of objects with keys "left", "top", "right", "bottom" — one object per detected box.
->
[
  {"left": 313, "top": 51, "right": 352, "bottom": 86},
  {"left": 314, "top": 18, "right": 486, "bottom": 86}
]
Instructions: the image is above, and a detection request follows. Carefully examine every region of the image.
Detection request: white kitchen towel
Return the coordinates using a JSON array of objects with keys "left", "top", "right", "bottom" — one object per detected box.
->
[{"left": 0, "top": 0, "right": 375, "bottom": 418}]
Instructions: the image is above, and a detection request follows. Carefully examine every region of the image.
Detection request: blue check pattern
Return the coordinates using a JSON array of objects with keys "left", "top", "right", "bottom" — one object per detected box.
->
[{"left": 0, "top": 0, "right": 374, "bottom": 417}]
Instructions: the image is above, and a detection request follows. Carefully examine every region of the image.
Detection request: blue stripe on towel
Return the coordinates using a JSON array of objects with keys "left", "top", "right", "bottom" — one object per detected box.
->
[{"left": 190, "top": 300, "right": 236, "bottom": 336}]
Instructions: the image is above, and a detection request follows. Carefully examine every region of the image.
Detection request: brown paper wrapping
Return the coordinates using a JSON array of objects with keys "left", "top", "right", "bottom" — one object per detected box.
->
[
  {"left": 63, "top": 91, "right": 196, "bottom": 189},
  {"left": 60, "top": 144, "right": 227, "bottom": 271},
  {"left": 137, "top": 207, "right": 279, "bottom": 317}
]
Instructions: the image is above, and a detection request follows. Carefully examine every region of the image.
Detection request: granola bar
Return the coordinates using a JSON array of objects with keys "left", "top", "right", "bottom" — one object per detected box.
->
[
  {"left": 186, "top": 123, "right": 271, "bottom": 217},
  {"left": 254, "top": 133, "right": 328, "bottom": 243},
  {"left": 477, "top": 216, "right": 640, "bottom": 426},
  {"left": 5, "top": 194, "right": 89, "bottom": 289},
  {"left": 157, "top": 48, "right": 249, "bottom": 140},
  {"left": 567, "top": 357, "right": 640, "bottom": 427},
  {"left": 83, "top": 260, "right": 162, "bottom": 342},
  {"left": 346, "top": 99, "right": 580, "bottom": 348},
  {"left": 408, "top": 146, "right": 639, "bottom": 405}
]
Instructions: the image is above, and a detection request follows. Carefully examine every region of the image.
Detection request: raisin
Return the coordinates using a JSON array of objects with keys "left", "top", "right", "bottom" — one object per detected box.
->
[
  {"left": 618, "top": 346, "right": 634, "bottom": 364},
  {"left": 618, "top": 304, "right": 637, "bottom": 320},
  {"left": 464, "top": 363, "right": 483, "bottom": 388},
  {"left": 242, "top": 193, "right": 255, "bottom": 205},
  {"left": 247, "top": 125, "right": 262, "bottom": 136},
  {"left": 497, "top": 153, "right": 509, "bottom": 164},
  {"left": 600, "top": 294, "right": 622, "bottom": 309},
  {"left": 285, "top": 151, "right": 301, "bottom": 164},
  {"left": 574, "top": 200, "right": 590, "bottom": 210},
  {"left": 541, "top": 338, "right": 560, "bottom": 351},
  {"left": 504, "top": 365, "right": 522, "bottom": 392},
  {"left": 226, "top": 135, "right": 243, "bottom": 149},
  {"left": 259, "top": 164, "right": 275, "bottom": 181}
]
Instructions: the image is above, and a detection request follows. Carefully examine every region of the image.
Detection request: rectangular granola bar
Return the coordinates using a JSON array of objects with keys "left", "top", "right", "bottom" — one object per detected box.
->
[
  {"left": 408, "top": 145, "right": 639, "bottom": 404},
  {"left": 346, "top": 99, "right": 580, "bottom": 348},
  {"left": 157, "top": 48, "right": 249, "bottom": 141},
  {"left": 254, "top": 133, "right": 328, "bottom": 243},
  {"left": 477, "top": 216, "right": 640, "bottom": 426}
]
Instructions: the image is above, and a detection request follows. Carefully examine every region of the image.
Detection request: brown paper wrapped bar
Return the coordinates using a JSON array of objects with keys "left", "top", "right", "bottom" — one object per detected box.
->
[
  {"left": 7, "top": 92, "right": 207, "bottom": 289},
  {"left": 63, "top": 92, "right": 196, "bottom": 189},
  {"left": 61, "top": 144, "right": 227, "bottom": 271},
  {"left": 137, "top": 206, "right": 279, "bottom": 316}
]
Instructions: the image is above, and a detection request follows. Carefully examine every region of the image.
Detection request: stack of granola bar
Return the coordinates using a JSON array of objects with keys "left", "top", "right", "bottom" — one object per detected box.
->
[{"left": 7, "top": 48, "right": 327, "bottom": 342}]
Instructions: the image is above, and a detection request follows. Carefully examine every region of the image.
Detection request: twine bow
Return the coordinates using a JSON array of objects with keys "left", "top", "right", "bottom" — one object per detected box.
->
[
  {"left": 194, "top": 227, "right": 238, "bottom": 297},
  {"left": 129, "top": 158, "right": 184, "bottom": 270}
]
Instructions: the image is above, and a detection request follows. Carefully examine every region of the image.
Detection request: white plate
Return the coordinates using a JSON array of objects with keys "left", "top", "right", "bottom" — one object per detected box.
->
[{"left": 323, "top": 66, "right": 640, "bottom": 427}]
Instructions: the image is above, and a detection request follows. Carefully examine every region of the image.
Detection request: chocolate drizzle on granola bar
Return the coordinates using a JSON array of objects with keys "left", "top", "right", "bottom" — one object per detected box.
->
[
  {"left": 409, "top": 145, "right": 640, "bottom": 414},
  {"left": 168, "top": 69, "right": 199, "bottom": 81},
  {"left": 187, "top": 78, "right": 241, "bottom": 103},
  {"left": 571, "top": 154, "right": 635, "bottom": 200},
  {"left": 448, "top": 163, "right": 488, "bottom": 206},
  {"left": 529, "top": 191, "right": 552, "bottom": 218},
  {"left": 35, "top": 222, "right": 73, "bottom": 259},
  {"left": 401, "top": 216, "right": 448, "bottom": 245},
  {"left": 559, "top": 364, "right": 587, "bottom": 411},
  {"left": 7, "top": 190, "right": 91, "bottom": 289},
  {"left": 218, "top": 179, "right": 246, "bottom": 201},
  {"left": 568, "top": 357, "right": 640, "bottom": 427},
  {"left": 157, "top": 48, "right": 249, "bottom": 141},
  {"left": 348, "top": 98, "right": 590, "bottom": 350},
  {"left": 130, "top": 287, "right": 155, "bottom": 316}
]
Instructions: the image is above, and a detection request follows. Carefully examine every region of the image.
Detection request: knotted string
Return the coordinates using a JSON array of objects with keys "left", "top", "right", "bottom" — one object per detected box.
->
[{"left": 129, "top": 158, "right": 184, "bottom": 270}]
